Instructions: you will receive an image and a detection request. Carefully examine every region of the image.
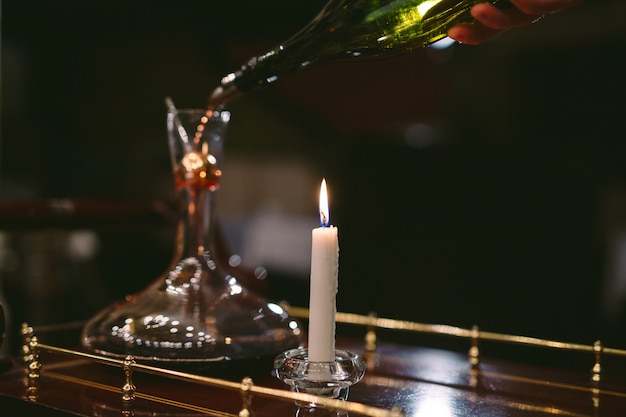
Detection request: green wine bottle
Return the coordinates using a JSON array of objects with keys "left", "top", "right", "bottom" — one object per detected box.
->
[{"left": 208, "top": 0, "right": 507, "bottom": 108}]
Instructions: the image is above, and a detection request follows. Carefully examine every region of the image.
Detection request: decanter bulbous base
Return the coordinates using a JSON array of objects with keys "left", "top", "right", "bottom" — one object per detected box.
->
[{"left": 81, "top": 257, "right": 302, "bottom": 364}]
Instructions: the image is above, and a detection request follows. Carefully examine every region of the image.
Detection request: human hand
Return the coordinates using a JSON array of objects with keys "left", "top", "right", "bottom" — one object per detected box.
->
[{"left": 447, "top": 0, "right": 581, "bottom": 45}]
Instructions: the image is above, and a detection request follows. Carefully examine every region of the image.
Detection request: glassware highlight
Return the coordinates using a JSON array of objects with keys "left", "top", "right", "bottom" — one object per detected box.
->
[{"left": 81, "top": 108, "right": 302, "bottom": 366}]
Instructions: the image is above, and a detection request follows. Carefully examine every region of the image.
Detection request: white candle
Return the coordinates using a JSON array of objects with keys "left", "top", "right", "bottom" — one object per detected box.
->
[{"left": 308, "top": 178, "right": 339, "bottom": 362}]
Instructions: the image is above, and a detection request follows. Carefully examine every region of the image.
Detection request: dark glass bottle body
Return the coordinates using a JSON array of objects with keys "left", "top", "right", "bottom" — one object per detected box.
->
[{"left": 209, "top": 0, "right": 505, "bottom": 108}]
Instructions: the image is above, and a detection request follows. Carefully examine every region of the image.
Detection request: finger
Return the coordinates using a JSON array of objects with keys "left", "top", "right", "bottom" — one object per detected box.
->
[
  {"left": 471, "top": 3, "right": 540, "bottom": 30},
  {"left": 508, "top": 0, "right": 581, "bottom": 16},
  {"left": 447, "top": 23, "right": 502, "bottom": 45}
]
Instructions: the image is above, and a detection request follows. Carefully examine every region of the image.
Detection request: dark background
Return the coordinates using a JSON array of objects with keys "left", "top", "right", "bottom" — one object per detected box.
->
[{"left": 2, "top": 0, "right": 626, "bottom": 357}]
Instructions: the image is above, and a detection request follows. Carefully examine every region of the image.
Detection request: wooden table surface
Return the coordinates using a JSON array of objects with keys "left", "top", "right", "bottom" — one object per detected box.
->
[{"left": 2, "top": 320, "right": 626, "bottom": 417}]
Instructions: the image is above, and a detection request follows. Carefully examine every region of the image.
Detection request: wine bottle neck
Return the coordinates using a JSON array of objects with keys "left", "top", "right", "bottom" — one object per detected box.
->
[
  {"left": 207, "top": 7, "right": 338, "bottom": 109},
  {"left": 209, "top": 42, "right": 322, "bottom": 109}
]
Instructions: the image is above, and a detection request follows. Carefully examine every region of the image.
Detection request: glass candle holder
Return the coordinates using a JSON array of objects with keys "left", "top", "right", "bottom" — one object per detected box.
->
[{"left": 274, "top": 347, "right": 366, "bottom": 406}]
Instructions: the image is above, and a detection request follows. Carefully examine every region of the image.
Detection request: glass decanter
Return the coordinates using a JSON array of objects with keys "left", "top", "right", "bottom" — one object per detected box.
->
[{"left": 81, "top": 108, "right": 302, "bottom": 366}]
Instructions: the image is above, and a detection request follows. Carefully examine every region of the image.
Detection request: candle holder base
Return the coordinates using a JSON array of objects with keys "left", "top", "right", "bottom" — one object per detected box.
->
[{"left": 273, "top": 348, "right": 366, "bottom": 407}]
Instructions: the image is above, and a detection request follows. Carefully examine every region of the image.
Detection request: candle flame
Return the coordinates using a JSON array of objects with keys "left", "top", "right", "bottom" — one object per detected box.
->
[{"left": 319, "top": 178, "right": 329, "bottom": 227}]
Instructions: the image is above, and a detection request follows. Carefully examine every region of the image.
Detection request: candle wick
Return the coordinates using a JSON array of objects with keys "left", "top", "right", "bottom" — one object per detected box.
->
[{"left": 320, "top": 210, "right": 328, "bottom": 227}]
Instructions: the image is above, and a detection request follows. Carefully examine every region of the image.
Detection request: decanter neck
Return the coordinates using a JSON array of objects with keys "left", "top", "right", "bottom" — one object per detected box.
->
[{"left": 174, "top": 187, "right": 218, "bottom": 263}]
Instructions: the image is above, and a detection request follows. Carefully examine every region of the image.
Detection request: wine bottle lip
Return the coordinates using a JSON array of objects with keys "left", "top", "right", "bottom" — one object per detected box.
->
[
  {"left": 207, "top": 84, "right": 242, "bottom": 110},
  {"left": 210, "top": 86, "right": 225, "bottom": 100}
]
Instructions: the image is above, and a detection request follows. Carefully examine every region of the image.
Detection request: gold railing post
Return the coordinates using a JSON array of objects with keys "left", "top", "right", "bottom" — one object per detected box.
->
[
  {"left": 122, "top": 355, "right": 137, "bottom": 403},
  {"left": 592, "top": 340, "right": 602, "bottom": 383},
  {"left": 27, "top": 335, "right": 41, "bottom": 401},
  {"left": 469, "top": 325, "right": 480, "bottom": 367},
  {"left": 365, "top": 311, "right": 378, "bottom": 352},
  {"left": 21, "top": 322, "right": 33, "bottom": 364},
  {"left": 239, "top": 376, "right": 255, "bottom": 417}
]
